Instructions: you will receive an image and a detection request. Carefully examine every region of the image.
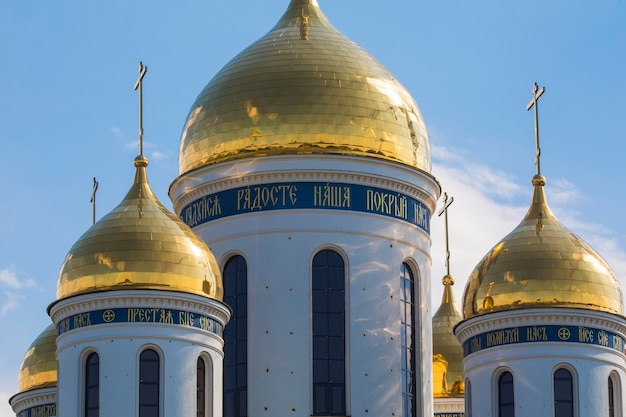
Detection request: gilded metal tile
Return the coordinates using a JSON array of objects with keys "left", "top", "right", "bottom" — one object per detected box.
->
[
  {"left": 17, "top": 324, "right": 57, "bottom": 393},
  {"left": 462, "top": 175, "right": 623, "bottom": 319},
  {"left": 178, "top": 0, "right": 431, "bottom": 175},
  {"left": 433, "top": 276, "right": 464, "bottom": 398},
  {"left": 56, "top": 156, "right": 223, "bottom": 301}
]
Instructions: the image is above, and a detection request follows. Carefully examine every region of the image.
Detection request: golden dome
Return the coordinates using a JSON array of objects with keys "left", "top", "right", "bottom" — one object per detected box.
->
[
  {"left": 178, "top": 0, "right": 430, "bottom": 176},
  {"left": 462, "top": 175, "right": 623, "bottom": 319},
  {"left": 432, "top": 275, "right": 464, "bottom": 398},
  {"left": 17, "top": 324, "right": 57, "bottom": 393},
  {"left": 56, "top": 156, "right": 223, "bottom": 301}
]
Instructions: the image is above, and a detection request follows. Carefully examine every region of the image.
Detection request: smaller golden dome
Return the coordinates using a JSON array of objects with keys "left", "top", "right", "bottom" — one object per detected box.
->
[
  {"left": 17, "top": 324, "right": 57, "bottom": 393},
  {"left": 432, "top": 275, "right": 464, "bottom": 398},
  {"left": 462, "top": 175, "right": 623, "bottom": 319},
  {"left": 56, "top": 156, "right": 223, "bottom": 302}
]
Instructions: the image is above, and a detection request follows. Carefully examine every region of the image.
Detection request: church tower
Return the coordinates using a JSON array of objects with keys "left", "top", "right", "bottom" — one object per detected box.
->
[
  {"left": 11, "top": 62, "right": 232, "bottom": 417},
  {"left": 455, "top": 85, "right": 626, "bottom": 417},
  {"left": 9, "top": 324, "right": 58, "bottom": 417},
  {"left": 169, "top": 1, "right": 439, "bottom": 416},
  {"left": 432, "top": 195, "right": 464, "bottom": 416}
]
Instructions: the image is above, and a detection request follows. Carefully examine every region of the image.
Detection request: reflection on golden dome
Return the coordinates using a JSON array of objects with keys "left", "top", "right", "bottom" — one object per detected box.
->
[
  {"left": 56, "top": 156, "right": 223, "bottom": 301},
  {"left": 178, "top": 0, "right": 430, "bottom": 176},
  {"left": 462, "top": 175, "right": 623, "bottom": 319},
  {"left": 432, "top": 275, "right": 464, "bottom": 398},
  {"left": 17, "top": 324, "right": 57, "bottom": 393}
]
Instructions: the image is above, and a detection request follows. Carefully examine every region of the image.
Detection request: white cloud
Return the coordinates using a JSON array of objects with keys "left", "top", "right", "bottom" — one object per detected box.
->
[
  {"left": 548, "top": 177, "right": 583, "bottom": 206},
  {"left": 150, "top": 150, "right": 168, "bottom": 161},
  {"left": 110, "top": 125, "right": 125, "bottom": 138},
  {"left": 0, "top": 388, "right": 16, "bottom": 417},
  {"left": 429, "top": 145, "right": 626, "bottom": 316},
  {"left": 432, "top": 144, "right": 522, "bottom": 201},
  {"left": 0, "top": 267, "right": 35, "bottom": 290},
  {"left": 0, "top": 292, "right": 23, "bottom": 317}
]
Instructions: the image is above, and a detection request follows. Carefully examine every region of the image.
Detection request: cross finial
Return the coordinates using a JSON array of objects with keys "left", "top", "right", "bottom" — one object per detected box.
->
[
  {"left": 90, "top": 177, "right": 99, "bottom": 225},
  {"left": 526, "top": 82, "right": 545, "bottom": 176},
  {"left": 134, "top": 61, "right": 148, "bottom": 157},
  {"left": 437, "top": 192, "right": 454, "bottom": 277}
]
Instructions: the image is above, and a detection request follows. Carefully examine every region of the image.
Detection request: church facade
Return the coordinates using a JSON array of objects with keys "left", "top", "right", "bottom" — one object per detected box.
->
[{"left": 9, "top": 1, "right": 625, "bottom": 417}]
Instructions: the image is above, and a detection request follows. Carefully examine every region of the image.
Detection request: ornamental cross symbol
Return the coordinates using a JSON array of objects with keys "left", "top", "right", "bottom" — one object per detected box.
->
[
  {"left": 134, "top": 61, "right": 148, "bottom": 157},
  {"left": 526, "top": 82, "right": 546, "bottom": 176},
  {"left": 438, "top": 192, "right": 454, "bottom": 277}
]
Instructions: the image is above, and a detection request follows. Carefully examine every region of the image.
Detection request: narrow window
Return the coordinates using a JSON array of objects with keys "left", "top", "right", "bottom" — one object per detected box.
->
[
  {"left": 85, "top": 352, "right": 99, "bottom": 417},
  {"left": 498, "top": 371, "right": 514, "bottom": 417},
  {"left": 554, "top": 368, "right": 573, "bottom": 417},
  {"left": 312, "top": 250, "right": 346, "bottom": 416},
  {"left": 400, "top": 263, "right": 417, "bottom": 417},
  {"left": 609, "top": 375, "right": 615, "bottom": 417},
  {"left": 139, "top": 349, "right": 160, "bottom": 417},
  {"left": 197, "top": 357, "right": 207, "bottom": 417},
  {"left": 465, "top": 379, "right": 472, "bottom": 417},
  {"left": 223, "top": 256, "right": 248, "bottom": 417}
]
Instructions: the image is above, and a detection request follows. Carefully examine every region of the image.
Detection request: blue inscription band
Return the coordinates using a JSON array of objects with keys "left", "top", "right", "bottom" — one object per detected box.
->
[
  {"left": 434, "top": 413, "right": 464, "bottom": 417},
  {"left": 17, "top": 403, "right": 56, "bottom": 417},
  {"left": 57, "top": 308, "right": 223, "bottom": 337},
  {"left": 463, "top": 324, "right": 626, "bottom": 357},
  {"left": 180, "top": 182, "right": 431, "bottom": 234}
]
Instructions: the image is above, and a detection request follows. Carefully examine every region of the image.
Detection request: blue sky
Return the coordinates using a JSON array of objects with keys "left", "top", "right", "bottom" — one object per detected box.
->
[{"left": 0, "top": 1, "right": 624, "bottom": 414}]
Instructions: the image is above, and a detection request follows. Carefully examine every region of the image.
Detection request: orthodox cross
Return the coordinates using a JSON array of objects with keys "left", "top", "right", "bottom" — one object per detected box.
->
[
  {"left": 437, "top": 192, "right": 454, "bottom": 277},
  {"left": 526, "top": 82, "right": 545, "bottom": 176},
  {"left": 90, "top": 177, "right": 99, "bottom": 225},
  {"left": 134, "top": 61, "right": 148, "bottom": 157}
]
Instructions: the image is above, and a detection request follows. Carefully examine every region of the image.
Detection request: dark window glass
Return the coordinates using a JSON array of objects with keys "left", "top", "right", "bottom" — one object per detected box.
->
[
  {"left": 554, "top": 368, "right": 573, "bottom": 417},
  {"left": 85, "top": 352, "right": 99, "bottom": 417},
  {"left": 197, "top": 357, "right": 206, "bottom": 417},
  {"left": 609, "top": 376, "right": 615, "bottom": 417},
  {"left": 223, "top": 256, "right": 248, "bottom": 417},
  {"left": 498, "top": 371, "right": 515, "bottom": 417},
  {"left": 400, "top": 263, "right": 417, "bottom": 417},
  {"left": 139, "top": 349, "right": 159, "bottom": 417},
  {"left": 466, "top": 379, "right": 472, "bottom": 417},
  {"left": 312, "top": 250, "right": 345, "bottom": 416}
]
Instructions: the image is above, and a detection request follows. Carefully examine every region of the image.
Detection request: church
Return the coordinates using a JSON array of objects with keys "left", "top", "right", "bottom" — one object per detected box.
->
[{"left": 8, "top": 1, "right": 625, "bottom": 417}]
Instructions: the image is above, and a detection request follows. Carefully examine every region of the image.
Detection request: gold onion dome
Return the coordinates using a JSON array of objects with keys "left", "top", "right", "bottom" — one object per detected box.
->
[
  {"left": 462, "top": 175, "right": 623, "bottom": 319},
  {"left": 178, "top": 0, "right": 430, "bottom": 176},
  {"left": 17, "top": 324, "right": 57, "bottom": 394},
  {"left": 56, "top": 156, "right": 223, "bottom": 302},
  {"left": 432, "top": 274, "right": 464, "bottom": 398}
]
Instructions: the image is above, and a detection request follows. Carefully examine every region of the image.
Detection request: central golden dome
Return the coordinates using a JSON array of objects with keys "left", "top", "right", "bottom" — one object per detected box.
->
[
  {"left": 56, "top": 156, "right": 223, "bottom": 302},
  {"left": 178, "top": 0, "right": 430, "bottom": 175},
  {"left": 462, "top": 175, "right": 623, "bottom": 319}
]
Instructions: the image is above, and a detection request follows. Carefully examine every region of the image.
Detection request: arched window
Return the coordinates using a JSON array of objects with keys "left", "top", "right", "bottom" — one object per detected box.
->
[
  {"left": 223, "top": 255, "right": 248, "bottom": 417},
  {"left": 312, "top": 250, "right": 346, "bottom": 416},
  {"left": 554, "top": 368, "right": 573, "bottom": 417},
  {"left": 465, "top": 379, "right": 472, "bottom": 417},
  {"left": 400, "top": 263, "right": 417, "bottom": 417},
  {"left": 498, "top": 371, "right": 514, "bottom": 417},
  {"left": 139, "top": 349, "right": 160, "bottom": 417},
  {"left": 197, "top": 357, "right": 207, "bottom": 417},
  {"left": 609, "top": 375, "right": 615, "bottom": 417},
  {"left": 608, "top": 372, "right": 620, "bottom": 417},
  {"left": 85, "top": 352, "right": 99, "bottom": 417}
]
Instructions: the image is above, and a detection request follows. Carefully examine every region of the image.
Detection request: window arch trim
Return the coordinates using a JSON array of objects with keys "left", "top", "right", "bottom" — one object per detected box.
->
[
  {"left": 138, "top": 346, "right": 162, "bottom": 417},
  {"left": 222, "top": 255, "right": 248, "bottom": 417},
  {"left": 311, "top": 248, "right": 347, "bottom": 416},
  {"left": 552, "top": 365, "right": 577, "bottom": 417},
  {"left": 84, "top": 350, "right": 100, "bottom": 417},
  {"left": 609, "top": 371, "right": 621, "bottom": 417},
  {"left": 197, "top": 354, "right": 214, "bottom": 417}
]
